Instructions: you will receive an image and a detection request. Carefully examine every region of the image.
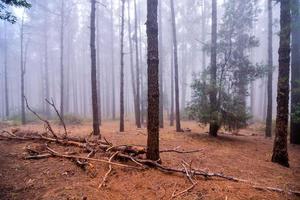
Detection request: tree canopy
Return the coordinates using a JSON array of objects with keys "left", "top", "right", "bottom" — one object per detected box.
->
[{"left": 0, "top": 0, "right": 31, "bottom": 23}]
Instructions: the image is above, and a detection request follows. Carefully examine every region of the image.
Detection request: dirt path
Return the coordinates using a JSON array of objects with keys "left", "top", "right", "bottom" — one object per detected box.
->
[{"left": 0, "top": 121, "right": 299, "bottom": 200}]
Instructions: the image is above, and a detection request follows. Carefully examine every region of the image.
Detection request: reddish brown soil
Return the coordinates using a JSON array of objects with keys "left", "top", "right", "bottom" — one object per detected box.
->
[{"left": 0, "top": 120, "right": 299, "bottom": 200}]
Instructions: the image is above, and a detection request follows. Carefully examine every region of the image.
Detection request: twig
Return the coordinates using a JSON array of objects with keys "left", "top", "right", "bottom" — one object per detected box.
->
[
  {"left": 23, "top": 96, "right": 59, "bottom": 140},
  {"left": 171, "top": 183, "right": 197, "bottom": 199},
  {"left": 45, "top": 98, "right": 67, "bottom": 137},
  {"left": 98, "top": 151, "right": 119, "bottom": 189},
  {"left": 253, "top": 186, "right": 300, "bottom": 196},
  {"left": 160, "top": 148, "right": 203, "bottom": 154},
  {"left": 45, "top": 145, "right": 138, "bottom": 169}
]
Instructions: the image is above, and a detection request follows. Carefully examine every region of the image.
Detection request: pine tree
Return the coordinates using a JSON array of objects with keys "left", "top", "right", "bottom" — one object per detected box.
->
[
  {"left": 146, "top": 0, "right": 160, "bottom": 161},
  {"left": 120, "top": 0, "right": 125, "bottom": 132},
  {"left": 272, "top": 0, "right": 291, "bottom": 167},
  {"left": 90, "top": 0, "right": 100, "bottom": 136},
  {"left": 290, "top": 0, "right": 300, "bottom": 144}
]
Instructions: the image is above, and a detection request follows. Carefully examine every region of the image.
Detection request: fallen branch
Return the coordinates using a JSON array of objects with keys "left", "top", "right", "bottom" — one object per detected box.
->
[
  {"left": 45, "top": 98, "right": 67, "bottom": 137},
  {"left": 24, "top": 96, "right": 59, "bottom": 140},
  {"left": 98, "top": 151, "right": 119, "bottom": 189},
  {"left": 45, "top": 145, "right": 139, "bottom": 169}
]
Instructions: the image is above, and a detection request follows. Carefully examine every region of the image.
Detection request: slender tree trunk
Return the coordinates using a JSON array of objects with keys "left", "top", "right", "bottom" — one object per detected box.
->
[
  {"left": 127, "top": 0, "right": 138, "bottom": 126},
  {"left": 290, "top": 0, "right": 300, "bottom": 144},
  {"left": 96, "top": 6, "right": 102, "bottom": 126},
  {"left": 90, "top": 0, "right": 101, "bottom": 136},
  {"left": 170, "top": 50, "right": 174, "bottom": 126},
  {"left": 146, "top": 0, "right": 160, "bottom": 161},
  {"left": 44, "top": 11, "right": 50, "bottom": 117},
  {"left": 158, "top": 0, "right": 164, "bottom": 128},
  {"left": 170, "top": 0, "right": 182, "bottom": 132},
  {"left": 20, "top": 14, "right": 26, "bottom": 125},
  {"left": 266, "top": 0, "right": 273, "bottom": 138},
  {"left": 272, "top": 0, "right": 291, "bottom": 167},
  {"left": 4, "top": 22, "right": 9, "bottom": 118},
  {"left": 201, "top": 0, "right": 206, "bottom": 70},
  {"left": 209, "top": 0, "right": 218, "bottom": 136},
  {"left": 120, "top": 0, "right": 125, "bottom": 132},
  {"left": 134, "top": 0, "right": 141, "bottom": 128},
  {"left": 110, "top": 0, "right": 116, "bottom": 120},
  {"left": 60, "top": 0, "right": 65, "bottom": 119}
]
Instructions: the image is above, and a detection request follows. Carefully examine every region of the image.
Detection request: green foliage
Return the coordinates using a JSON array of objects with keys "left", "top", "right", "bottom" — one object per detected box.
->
[
  {"left": 0, "top": 0, "right": 31, "bottom": 23},
  {"left": 188, "top": 0, "right": 262, "bottom": 131}
]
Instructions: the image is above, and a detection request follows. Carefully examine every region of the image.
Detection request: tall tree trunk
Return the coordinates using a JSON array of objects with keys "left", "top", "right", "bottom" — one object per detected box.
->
[
  {"left": 290, "top": 0, "right": 300, "bottom": 144},
  {"left": 201, "top": 0, "right": 206, "bottom": 70},
  {"left": 90, "top": 0, "right": 101, "bottom": 136},
  {"left": 158, "top": 0, "right": 164, "bottom": 128},
  {"left": 146, "top": 0, "right": 160, "bottom": 161},
  {"left": 170, "top": 0, "right": 182, "bottom": 132},
  {"left": 266, "top": 0, "right": 273, "bottom": 138},
  {"left": 134, "top": 0, "right": 141, "bottom": 128},
  {"left": 44, "top": 10, "right": 50, "bottom": 117},
  {"left": 110, "top": 0, "right": 116, "bottom": 120},
  {"left": 60, "top": 0, "right": 65, "bottom": 119},
  {"left": 138, "top": 1, "right": 145, "bottom": 125},
  {"left": 120, "top": 0, "right": 125, "bottom": 132},
  {"left": 271, "top": 0, "right": 291, "bottom": 167},
  {"left": 4, "top": 22, "right": 9, "bottom": 118},
  {"left": 127, "top": 0, "right": 138, "bottom": 126},
  {"left": 96, "top": 6, "right": 102, "bottom": 126},
  {"left": 20, "top": 14, "right": 26, "bottom": 125},
  {"left": 209, "top": 0, "right": 219, "bottom": 137},
  {"left": 170, "top": 49, "right": 174, "bottom": 126}
]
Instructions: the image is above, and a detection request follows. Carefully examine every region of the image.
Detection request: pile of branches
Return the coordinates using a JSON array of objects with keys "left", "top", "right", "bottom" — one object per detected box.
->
[{"left": 0, "top": 97, "right": 299, "bottom": 198}]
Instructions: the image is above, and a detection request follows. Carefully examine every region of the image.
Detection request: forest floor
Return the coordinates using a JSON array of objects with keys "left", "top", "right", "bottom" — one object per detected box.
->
[{"left": 0, "top": 120, "right": 299, "bottom": 200}]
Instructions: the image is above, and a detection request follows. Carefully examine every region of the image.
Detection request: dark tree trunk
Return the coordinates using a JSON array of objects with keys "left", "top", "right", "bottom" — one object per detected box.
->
[
  {"left": 146, "top": 0, "right": 160, "bottom": 161},
  {"left": 271, "top": 0, "right": 291, "bottom": 167},
  {"left": 134, "top": 0, "right": 141, "bottom": 128},
  {"left": 110, "top": 0, "right": 116, "bottom": 120},
  {"left": 127, "top": 0, "right": 138, "bottom": 127},
  {"left": 170, "top": 0, "right": 182, "bottom": 132},
  {"left": 20, "top": 14, "right": 26, "bottom": 125},
  {"left": 4, "top": 22, "right": 9, "bottom": 118},
  {"left": 90, "top": 0, "right": 101, "bottom": 136},
  {"left": 209, "top": 0, "right": 219, "bottom": 137},
  {"left": 60, "top": 0, "right": 65, "bottom": 120},
  {"left": 170, "top": 50, "right": 174, "bottom": 126},
  {"left": 96, "top": 6, "right": 102, "bottom": 126},
  {"left": 158, "top": 0, "right": 164, "bottom": 128},
  {"left": 290, "top": 0, "right": 300, "bottom": 144},
  {"left": 120, "top": 0, "right": 125, "bottom": 132},
  {"left": 265, "top": 0, "right": 273, "bottom": 138}
]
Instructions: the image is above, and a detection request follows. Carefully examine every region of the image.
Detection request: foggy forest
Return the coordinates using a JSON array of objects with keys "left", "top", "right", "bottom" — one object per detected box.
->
[{"left": 0, "top": 0, "right": 299, "bottom": 199}]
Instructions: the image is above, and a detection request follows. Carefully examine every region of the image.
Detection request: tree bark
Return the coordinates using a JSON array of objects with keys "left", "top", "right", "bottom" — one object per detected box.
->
[
  {"left": 43, "top": 8, "right": 50, "bottom": 117},
  {"left": 146, "top": 0, "right": 160, "bottom": 161},
  {"left": 209, "top": 0, "right": 219, "bottom": 137},
  {"left": 127, "top": 0, "right": 138, "bottom": 127},
  {"left": 96, "top": 6, "right": 102, "bottom": 126},
  {"left": 60, "top": 0, "right": 65, "bottom": 120},
  {"left": 90, "top": 0, "right": 101, "bottom": 136},
  {"left": 158, "top": 0, "right": 164, "bottom": 128},
  {"left": 4, "top": 22, "right": 9, "bottom": 118},
  {"left": 20, "top": 13, "right": 26, "bottom": 125},
  {"left": 265, "top": 0, "right": 273, "bottom": 138},
  {"left": 272, "top": 0, "right": 291, "bottom": 167},
  {"left": 290, "top": 0, "right": 300, "bottom": 144},
  {"left": 170, "top": 48, "right": 174, "bottom": 126},
  {"left": 134, "top": 0, "right": 141, "bottom": 128},
  {"left": 119, "top": 0, "right": 125, "bottom": 132},
  {"left": 170, "top": 0, "right": 182, "bottom": 132},
  {"left": 201, "top": 0, "right": 206, "bottom": 70},
  {"left": 110, "top": 0, "right": 116, "bottom": 120}
]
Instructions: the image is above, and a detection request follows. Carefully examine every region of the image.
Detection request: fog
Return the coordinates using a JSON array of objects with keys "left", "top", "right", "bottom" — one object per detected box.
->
[{"left": 0, "top": 0, "right": 281, "bottom": 122}]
